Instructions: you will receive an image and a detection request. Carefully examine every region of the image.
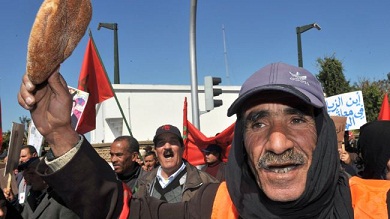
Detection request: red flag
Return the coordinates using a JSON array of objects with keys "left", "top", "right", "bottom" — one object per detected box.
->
[
  {"left": 76, "top": 37, "right": 114, "bottom": 134},
  {"left": 378, "top": 93, "right": 390, "bottom": 120},
  {"left": 182, "top": 98, "right": 235, "bottom": 166},
  {"left": 0, "top": 98, "right": 2, "bottom": 151}
]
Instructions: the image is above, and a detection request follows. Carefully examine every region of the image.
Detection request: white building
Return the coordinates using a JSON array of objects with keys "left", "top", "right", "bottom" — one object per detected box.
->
[{"left": 90, "top": 84, "right": 241, "bottom": 144}]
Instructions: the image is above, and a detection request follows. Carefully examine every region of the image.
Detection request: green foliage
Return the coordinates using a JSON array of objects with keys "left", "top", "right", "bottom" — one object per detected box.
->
[
  {"left": 1, "top": 130, "right": 11, "bottom": 152},
  {"left": 316, "top": 55, "right": 389, "bottom": 123},
  {"left": 316, "top": 55, "right": 351, "bottom": 96},
  {"left": 1, "top": 116, "right": 31, "bottom": 151},
  {"left": 317, "top": 55, "right": 351, "bottom": 97},
  {"left": 352, "top": 79, "right": 389, "bottom": 122}
]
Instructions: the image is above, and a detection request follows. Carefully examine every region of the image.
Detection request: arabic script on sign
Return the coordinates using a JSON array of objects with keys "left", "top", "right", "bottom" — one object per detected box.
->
[{"left": 326, "top": 91, "right": 367, "bottom": 130}]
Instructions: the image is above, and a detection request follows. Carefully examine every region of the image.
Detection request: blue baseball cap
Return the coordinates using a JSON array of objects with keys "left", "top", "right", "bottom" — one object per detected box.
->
[
  {"left": 202, "top": 144, "right": 222, "bottom": 153},
  {"left": 228, "top": 62, "right": 325, "bottom": 116}
]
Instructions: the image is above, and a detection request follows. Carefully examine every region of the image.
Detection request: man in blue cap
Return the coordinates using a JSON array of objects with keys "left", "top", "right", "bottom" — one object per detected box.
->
[{"left": 201, "top": 144, "right": 226, "bottom": 181}]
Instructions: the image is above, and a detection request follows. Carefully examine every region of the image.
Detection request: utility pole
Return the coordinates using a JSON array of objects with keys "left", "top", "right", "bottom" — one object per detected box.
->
[{"left": 189, "top": 0, "right": 200, "bottom": 128}]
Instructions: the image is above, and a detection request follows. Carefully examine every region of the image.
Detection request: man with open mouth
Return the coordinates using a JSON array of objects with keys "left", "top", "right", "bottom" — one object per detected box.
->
[{"left": 134, "top": 124, "right": 218, "bottom": 203}]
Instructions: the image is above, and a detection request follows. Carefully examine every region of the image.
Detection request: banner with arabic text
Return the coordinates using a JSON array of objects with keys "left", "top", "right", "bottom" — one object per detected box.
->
[{"left": 326, "top": 91, "right": 366, "bottom": 130}]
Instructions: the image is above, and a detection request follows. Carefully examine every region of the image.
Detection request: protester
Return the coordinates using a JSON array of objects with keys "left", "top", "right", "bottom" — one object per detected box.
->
[
  {"left": 0, "top": 187, "right": 22, "bottom": 219},
  {"left": 18, "top": 63, "right": 390, "bottom": 218},
  {"left": 336, "top": 136, "right": 358, "bottom": 176},
  {"left": 3, "top": 157, "right": 79, "bottom": 218},
  {"left": 143, "top": 150, "right": 158, "bottom": 172},
  {"left": 201, "top": 144, "right": 226, "bottom": 181},
  {"left": 136, "top": 155, "right": 144, "bottom": 168},
  {"left": 338, "top": 148, "right": 358, "bottom": 176},
  {"left": 358, "top": 120, "right": 390, "bottom": 180},
  {"left": 18, "top": 146, "right": 38, "bottom": 165},
  {"left": 21, "top": 157, "right": 79, "bottom": 218},
  {"left": 110, "top": 136, "right": 143, "bottom": 192},
  {"left": 10, "top": 145, "right": 38, "bottom": 209},
  {"left": 135, "top": 124, "right": 217, "bottom": 203}
]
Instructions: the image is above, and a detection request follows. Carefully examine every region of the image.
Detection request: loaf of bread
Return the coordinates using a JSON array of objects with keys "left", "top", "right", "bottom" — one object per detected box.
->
[{"left": 26, "top": 0, "right": 92, "bottom": 84}]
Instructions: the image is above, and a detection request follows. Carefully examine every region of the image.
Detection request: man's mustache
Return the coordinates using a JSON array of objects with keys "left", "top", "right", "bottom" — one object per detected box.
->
[
  {"left": 257, "top": 149, "right": 305, "bottom": 169},
  {"left": 163, "top": 149, "right": 174, "bottom": 158}
]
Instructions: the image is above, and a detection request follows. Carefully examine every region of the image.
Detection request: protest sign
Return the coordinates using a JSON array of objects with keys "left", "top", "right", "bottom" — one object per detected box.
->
[{"left": 326, "top": 91, "right": 366, "bottom": 130}]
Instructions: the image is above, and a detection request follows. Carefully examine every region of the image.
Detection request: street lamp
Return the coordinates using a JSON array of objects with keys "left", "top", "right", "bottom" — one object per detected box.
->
[
  {"left": 98, "top": 22, "right": 120, "bottom": 84},
  {"left": 296, "top": 23, "right": 321, "bottom": 67}
]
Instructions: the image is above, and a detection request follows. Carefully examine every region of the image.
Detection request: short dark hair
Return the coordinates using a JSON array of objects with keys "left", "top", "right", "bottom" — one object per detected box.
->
[
  {"left": 20, "top": 145, "right": 37, "bottom": 155},
  {"left": 144, "top": 150, "right": 157, "bottom": 159},
  {"left": 113, "top": 136, "right": 140, "bottom": 154}
]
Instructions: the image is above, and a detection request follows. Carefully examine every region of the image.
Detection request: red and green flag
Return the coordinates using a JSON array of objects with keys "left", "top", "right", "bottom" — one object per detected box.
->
[
  {"left": 76, "top": 36, "right": 115, "bottom": 134},
  {"left": 182, "top": 97, "right": 235, "bottom": 166}
]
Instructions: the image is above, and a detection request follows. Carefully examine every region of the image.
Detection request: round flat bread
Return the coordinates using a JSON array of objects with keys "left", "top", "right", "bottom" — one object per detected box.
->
[{"left": 26, "top": 0, "right": 92, "bottom": 84}]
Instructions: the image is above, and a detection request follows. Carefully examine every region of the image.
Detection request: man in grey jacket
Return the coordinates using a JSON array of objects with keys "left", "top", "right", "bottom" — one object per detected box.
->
[{"left": 15, "top": 157, "right": 78, "bottom": 219}]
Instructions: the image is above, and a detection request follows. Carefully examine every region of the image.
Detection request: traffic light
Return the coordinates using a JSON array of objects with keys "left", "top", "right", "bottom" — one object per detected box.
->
[{"left": 204, "top": 76, "right": 223, "bottom": 111}]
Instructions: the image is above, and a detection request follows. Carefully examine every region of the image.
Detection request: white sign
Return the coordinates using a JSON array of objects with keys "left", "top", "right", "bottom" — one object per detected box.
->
[
  {"left": 27, "top": 121, "right": 44, "bottom": 156},
  {"left": 326, "top": 91, "right": 367, "bottom": 130}
]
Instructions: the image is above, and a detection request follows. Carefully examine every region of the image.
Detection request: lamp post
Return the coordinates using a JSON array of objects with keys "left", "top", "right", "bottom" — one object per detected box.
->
[
  {"left": 296, "top": 23, "right": 321, "bottom": 67},
  {"left": 98, "top": 22, "right": 120, "bottom": 84},
  {"left": 189, "top": 0, "right": 201, "bottom": 128}
]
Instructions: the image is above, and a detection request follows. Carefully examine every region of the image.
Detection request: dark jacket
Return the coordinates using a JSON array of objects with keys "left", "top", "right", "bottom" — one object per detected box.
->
[
  {"left": 135, "top": 160, "right": 218, "bottom": 203},
  {"left": 36, "top": 139, "right": 125, "bottom": 219},
  {"left": 358, "top": 120, "right": 390, "bottom": 179},
  {"left": 21, "top": 188, "right": 79, "bottom": 219},
  {"left": 34, "top": 136, "right": 226, "bottom": 219},
  {"left": 117, "top": 163, "right": 144, "bottom": 193},
  {"left": 35, "top": 138, "right": 192, "bottom": 219}
]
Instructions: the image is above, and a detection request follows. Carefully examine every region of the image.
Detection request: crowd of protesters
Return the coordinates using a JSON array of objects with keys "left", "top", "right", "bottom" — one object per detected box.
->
[{"left": 0, "top": 62, "right": 388, "bottom": 218}]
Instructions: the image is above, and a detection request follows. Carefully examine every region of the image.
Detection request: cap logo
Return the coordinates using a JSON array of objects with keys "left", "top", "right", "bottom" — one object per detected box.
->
[
  {"left": 289, "top": 71, "right": 309, "bottom": 86},
  {"left": 162, "top": 125, "right": 171, "bottom": 131}
]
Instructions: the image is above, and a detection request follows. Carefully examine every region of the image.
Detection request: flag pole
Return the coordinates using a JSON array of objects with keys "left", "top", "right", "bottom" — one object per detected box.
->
[
  {"left": 88, "top": 30, "right": 133, "bottom": 136},
  {"left": 183, "top": 97, "right": 188, "bottom": 158}
]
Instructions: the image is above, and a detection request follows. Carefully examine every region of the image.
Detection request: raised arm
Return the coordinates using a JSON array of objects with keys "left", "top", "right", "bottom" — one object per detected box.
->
[
  {"left": 18, "top": 70, "right": 79, "bottom": 156},
  {"left": 18, "top": 70, "right": 124, "bottom": 218}
]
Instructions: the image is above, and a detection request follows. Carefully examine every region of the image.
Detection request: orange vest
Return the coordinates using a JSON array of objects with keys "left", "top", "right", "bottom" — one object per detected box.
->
[
  {"left": 349, "top": 176, "right": 390, "bottom": 219},
  {"left": 211, "top": 182, "right": 238, "bottom": 219},
  {"left": 211, "top": 177, "right": 390, "bottom": 219}
]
